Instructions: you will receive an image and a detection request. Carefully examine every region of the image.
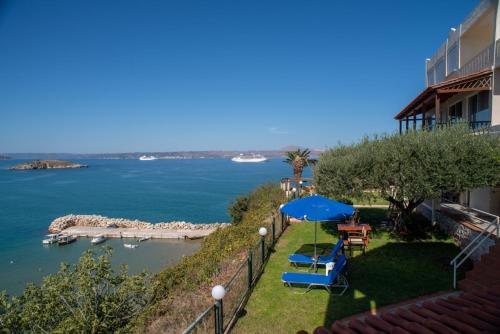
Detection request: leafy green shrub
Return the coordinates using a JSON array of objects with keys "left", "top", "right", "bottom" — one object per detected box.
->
[
  {"left": 228, "top": 195, "right": 249, "bottom": 225},
  {"left": 0, "top": 249, "right": 153, "bottom": 334}
]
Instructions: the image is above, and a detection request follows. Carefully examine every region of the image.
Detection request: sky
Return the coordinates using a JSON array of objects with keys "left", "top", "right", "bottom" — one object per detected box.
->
[{"left": 0, "top": 0, "right": 479, "bottom": 153}]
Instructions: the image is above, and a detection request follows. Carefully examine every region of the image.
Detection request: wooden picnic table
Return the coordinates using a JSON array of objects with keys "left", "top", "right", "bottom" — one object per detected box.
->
[
  {"left": 337, "top": 224, "right": 372, "bottom": 256},
  {"left": 337, "top": 224, "right": 372, "bottom": 232}
]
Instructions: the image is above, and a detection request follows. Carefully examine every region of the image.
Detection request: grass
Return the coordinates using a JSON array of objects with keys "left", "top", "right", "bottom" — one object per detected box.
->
[
  {"left": 349, "top": 191, "right": 389, "bottom": 206},
  {"left": 232, "top": 208, "right": 464, "bottom": 334}
]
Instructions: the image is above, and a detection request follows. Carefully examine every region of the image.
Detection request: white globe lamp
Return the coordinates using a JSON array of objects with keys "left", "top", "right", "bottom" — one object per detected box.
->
[
  {"left": 259, "top": 227, "right": 267, "bottom": 237},
  {"left": 211, "top": 285, "right": 226, "bottom": 300}
]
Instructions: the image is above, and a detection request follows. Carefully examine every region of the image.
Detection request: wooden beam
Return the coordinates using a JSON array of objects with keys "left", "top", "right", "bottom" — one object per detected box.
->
[
  {"left": 422, "top": 104, "right": 426, "bottom": 129},
  {"left": 399, "top": 120, "right": 402, "bottom": 134},
  {"left": 413, "top": 110, "right": 417, "bottom": 130},
  {"left": 437, "top": 87, "right": 491, "bottom": 94},
  {"left": 435, "top": 94, "right": 441, "bottom": 125}
]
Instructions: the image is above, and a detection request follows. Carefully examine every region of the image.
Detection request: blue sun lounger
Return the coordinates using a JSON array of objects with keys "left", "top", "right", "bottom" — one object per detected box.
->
[
  {"left": 282, "top": 254, "right": 348, "bottom": 295},
  {"left": 288, "top": 238, "right": 344, "bottom": 269}
]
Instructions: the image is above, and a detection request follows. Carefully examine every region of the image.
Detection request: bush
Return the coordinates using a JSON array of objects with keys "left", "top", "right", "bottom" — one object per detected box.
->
[
  {"left": 0, "top": 248, "right": 153, "bottom": 334},
  {"left": 228, "top": 195, "right": 250, "bottom": 225}
]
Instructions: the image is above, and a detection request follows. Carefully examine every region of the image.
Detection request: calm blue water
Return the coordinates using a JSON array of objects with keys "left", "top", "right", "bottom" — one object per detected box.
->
[{"left": 0, "top": 158, "right": 301, "bottom": 295}]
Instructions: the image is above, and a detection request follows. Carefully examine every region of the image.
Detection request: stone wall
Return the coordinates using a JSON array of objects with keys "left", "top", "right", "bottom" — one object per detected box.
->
[
  {"left": 48, "top": 214, "right": 229, "bottom": 233},
  {"left": 417, "top": 204, "right": 495, "bottom": 262}
]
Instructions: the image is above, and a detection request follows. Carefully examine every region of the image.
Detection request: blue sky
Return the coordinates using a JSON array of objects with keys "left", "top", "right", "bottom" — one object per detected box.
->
[{"left": 0, "top": 0, "right": 477, "bottom": 153}]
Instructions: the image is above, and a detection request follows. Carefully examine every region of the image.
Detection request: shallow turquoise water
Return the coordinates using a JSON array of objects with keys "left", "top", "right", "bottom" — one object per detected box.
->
[{"left": 0, "top": 158, "right": 301, "bottom": 294}]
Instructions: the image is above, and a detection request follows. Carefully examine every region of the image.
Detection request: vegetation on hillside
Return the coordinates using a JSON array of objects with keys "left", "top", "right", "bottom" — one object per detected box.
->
[
  {"left": 314, "top": 125, "right": 500, "bottom": 232},
  {"left": 0, "top": 249, "right": 153, "bottom": 334},
  {"left": 133, "top": 183, "right": 286, "bottom": 333}
]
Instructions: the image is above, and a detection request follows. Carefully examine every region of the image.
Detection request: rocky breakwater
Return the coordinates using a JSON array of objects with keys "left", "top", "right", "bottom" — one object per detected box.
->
[
  {"left": 10, "top": 160, "right": 88, "bottom": 170},
  {"left": 48, "top": 214, "right": 229, "bottom": 237}
]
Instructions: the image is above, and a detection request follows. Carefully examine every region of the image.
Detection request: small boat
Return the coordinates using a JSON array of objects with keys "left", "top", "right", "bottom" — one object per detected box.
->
[
  {"left": 139, "top": 155, "right": 157, "bottom": 161},
  {"left": 91, "top": 235, "right": 107, "bottom": 245},
  {"left": 231, "top": 154, "right": 267, "bottom": 163},
  {"left": 42, "top": 233, "right": 62, "bottom": 244},
  {"left": 124, "top": 243, "right": 138, "bottom": 249},
  {"left": 58, "top": 235, "right": 77, "bottom": 245},
  {"left": 138, "top": 236, "right": 151, "bottom": 242}
]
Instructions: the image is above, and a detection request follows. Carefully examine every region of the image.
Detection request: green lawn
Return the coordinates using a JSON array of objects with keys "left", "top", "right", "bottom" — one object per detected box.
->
[{"left": 233, "top": 209, "right": 463, "bottom": 334}]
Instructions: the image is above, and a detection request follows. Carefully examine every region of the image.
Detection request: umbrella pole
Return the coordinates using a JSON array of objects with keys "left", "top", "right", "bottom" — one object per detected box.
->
[{"left": 314, "top": 221, "right": 317, "bottom": 258}]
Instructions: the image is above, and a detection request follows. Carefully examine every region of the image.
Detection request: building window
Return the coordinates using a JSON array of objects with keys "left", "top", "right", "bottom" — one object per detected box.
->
[
  {"left": 468, "top": 91, "right": 491, "bottom": 128},
  {"left": 449, "top": 101, "right": 463, "bottom": 123},
  {"left": 447, "top": 43, "right": 459, "bottom": 74},
  {"left": 435, "top": 58, "right": 445, "bottom": 83},
  {"left": 427, "top": 67, "right": 435, "bottom": 86}
]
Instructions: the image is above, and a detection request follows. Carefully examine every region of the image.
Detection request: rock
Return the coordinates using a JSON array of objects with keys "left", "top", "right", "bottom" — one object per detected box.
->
[
  {"left": 48, "top": 214, "right": 229, "bottom": 233},
  {"left": 9, "top": 160, "right": 88, "bottom": 170}
]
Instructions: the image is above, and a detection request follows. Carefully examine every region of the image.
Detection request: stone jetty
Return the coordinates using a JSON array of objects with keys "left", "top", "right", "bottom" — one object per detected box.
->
[{"left": 49, "top": 214, "right": 229, "bottom": 239}]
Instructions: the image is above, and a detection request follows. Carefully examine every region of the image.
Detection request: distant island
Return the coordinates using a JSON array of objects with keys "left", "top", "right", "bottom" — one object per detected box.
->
[
  {"left": 9, "top": 160, "right": 88, "bottom": 170},
  {"left": 3, "top": 147, "right": 322, "bottom": 160},
  {"left": 0, "top": 155, "right": 10, "bottom": 160}
]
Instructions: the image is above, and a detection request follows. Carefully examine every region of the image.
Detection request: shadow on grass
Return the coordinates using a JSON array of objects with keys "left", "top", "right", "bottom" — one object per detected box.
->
[
  {"left": 292, "top": 243, "right": 336, "bottom": 257},
  {"left": 321, "top": 240, "right": 472, "bottom": 328}
]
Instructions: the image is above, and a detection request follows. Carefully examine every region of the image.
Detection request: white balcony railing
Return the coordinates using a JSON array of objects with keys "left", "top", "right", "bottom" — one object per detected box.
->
[
  {"left": 458, "top": 42, "right": 494, "bottom": 76},
  {"left": 446, "top": 42, "right": 494, "bottom": 81}
]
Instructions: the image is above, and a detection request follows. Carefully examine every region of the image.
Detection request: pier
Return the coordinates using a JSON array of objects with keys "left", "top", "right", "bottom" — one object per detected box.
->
[{"left": 61, "top": 226, "right": 215, "bottom": 240}]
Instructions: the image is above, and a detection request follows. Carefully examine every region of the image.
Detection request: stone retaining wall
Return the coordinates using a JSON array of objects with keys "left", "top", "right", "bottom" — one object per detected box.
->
[
  {"left": 417, "top": 204, "right": 495, "bottom": 262},
  {"left": 49, "top": 214, "right": 229, "bottom": 233}
]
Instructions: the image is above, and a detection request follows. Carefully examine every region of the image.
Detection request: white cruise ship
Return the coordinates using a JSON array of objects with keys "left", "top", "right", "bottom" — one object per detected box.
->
[
  {"left": 139, "top": 155, "right": 157, "bottom": 161},
  {"left": 231, "top": 154, "right": 267, "bottom": 163}
]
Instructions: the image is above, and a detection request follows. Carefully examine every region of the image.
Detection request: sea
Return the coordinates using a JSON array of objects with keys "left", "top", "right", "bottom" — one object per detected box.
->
[{"left": 0, "top": 158, "right": 308, "bottom": 295}]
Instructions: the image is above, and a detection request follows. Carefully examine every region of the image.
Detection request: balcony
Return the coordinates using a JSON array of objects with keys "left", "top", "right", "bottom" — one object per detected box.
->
[{"left": 446, "top": 42, "right": 494, "bottom": 80}]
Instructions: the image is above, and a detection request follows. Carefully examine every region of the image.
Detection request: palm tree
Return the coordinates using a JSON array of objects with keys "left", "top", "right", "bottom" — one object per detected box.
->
[{"left": 283, "top": 148, "right": 317, "bottom": 188}]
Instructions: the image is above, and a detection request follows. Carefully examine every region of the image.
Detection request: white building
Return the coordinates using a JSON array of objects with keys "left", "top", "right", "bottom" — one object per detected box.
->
[{"left": 395, "top": 0, "right": 500, "bottom": 215}]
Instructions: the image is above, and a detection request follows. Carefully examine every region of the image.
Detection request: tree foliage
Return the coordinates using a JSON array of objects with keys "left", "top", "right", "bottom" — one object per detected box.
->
[
  {"left": 0, "top": 249, "right": 153, "bottom": 334},
  {"left": 314, "top": 125, "right": 500, "bottom": 229},
  {"left": 228, "top": 195, "right": 250, "bottom": 225}
]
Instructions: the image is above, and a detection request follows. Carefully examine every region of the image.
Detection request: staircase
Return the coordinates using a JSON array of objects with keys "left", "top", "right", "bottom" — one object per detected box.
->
[{"left": 459, "top": 241, "right": 500, "bottom": 292}]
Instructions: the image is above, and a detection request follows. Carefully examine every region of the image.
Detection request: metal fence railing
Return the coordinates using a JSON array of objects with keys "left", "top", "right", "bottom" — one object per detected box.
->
[{"left": 181, "top": 213, "right": 288, "bottom": 334}]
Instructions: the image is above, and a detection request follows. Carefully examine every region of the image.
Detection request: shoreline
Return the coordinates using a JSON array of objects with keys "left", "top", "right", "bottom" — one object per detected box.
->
[{"left": 49, "top": 214, "right": 229, "bottom": 239}]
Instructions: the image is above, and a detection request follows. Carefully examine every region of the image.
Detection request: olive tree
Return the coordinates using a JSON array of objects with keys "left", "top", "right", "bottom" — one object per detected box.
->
[
  {"left": 314, "top": 125, "right": 500, "bottom": 230},
  {"left": 0, "top": 249, "right": 153, "bottom": 334}
]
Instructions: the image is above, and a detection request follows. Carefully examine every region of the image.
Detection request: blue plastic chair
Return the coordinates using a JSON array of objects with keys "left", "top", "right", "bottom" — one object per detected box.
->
[
  {"left": 282, "top": 254, "right": 349, "bottom": 294},
  {"left": 288, "top": 238, "right": 344, "bottom": 270}
]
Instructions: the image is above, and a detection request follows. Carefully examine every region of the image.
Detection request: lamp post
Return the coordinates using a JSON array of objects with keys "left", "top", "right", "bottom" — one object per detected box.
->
[
  {"left": 279, "top": 204, "right": 285, "bottom": 232},
  {"left": 212, "top": 285, "right": 226, "bottom": 334},
  {"left": 259, "top": 227, "right": 267, "bottom": 264}
]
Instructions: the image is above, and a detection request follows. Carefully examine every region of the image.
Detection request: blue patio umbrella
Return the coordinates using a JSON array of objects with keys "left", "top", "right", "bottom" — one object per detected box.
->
[{"left": 280, "top": 195, "right": 355, "bottom": 258}]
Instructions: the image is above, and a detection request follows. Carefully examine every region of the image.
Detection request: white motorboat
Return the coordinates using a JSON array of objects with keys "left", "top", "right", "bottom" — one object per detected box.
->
[
  {"left": 231, "top": 154, "right": 267, "bottom": 163},
  {"left": 91, "top": 235, "right": 107, "bottom": 245},
  {"left": 58, "top": 235, "right": 77, "bottom": 245},
  {"left": 124, "top": 243, "right": 138, "bottom": 249},
  {"left": 138, "top": 236, "right": 151, "bottom": 242},
  {"left": 42, "top": 233, "right": 62, "bottom": 244},
  {"left": 139, "top": 155, "right": 157, "bottom": 161}
]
